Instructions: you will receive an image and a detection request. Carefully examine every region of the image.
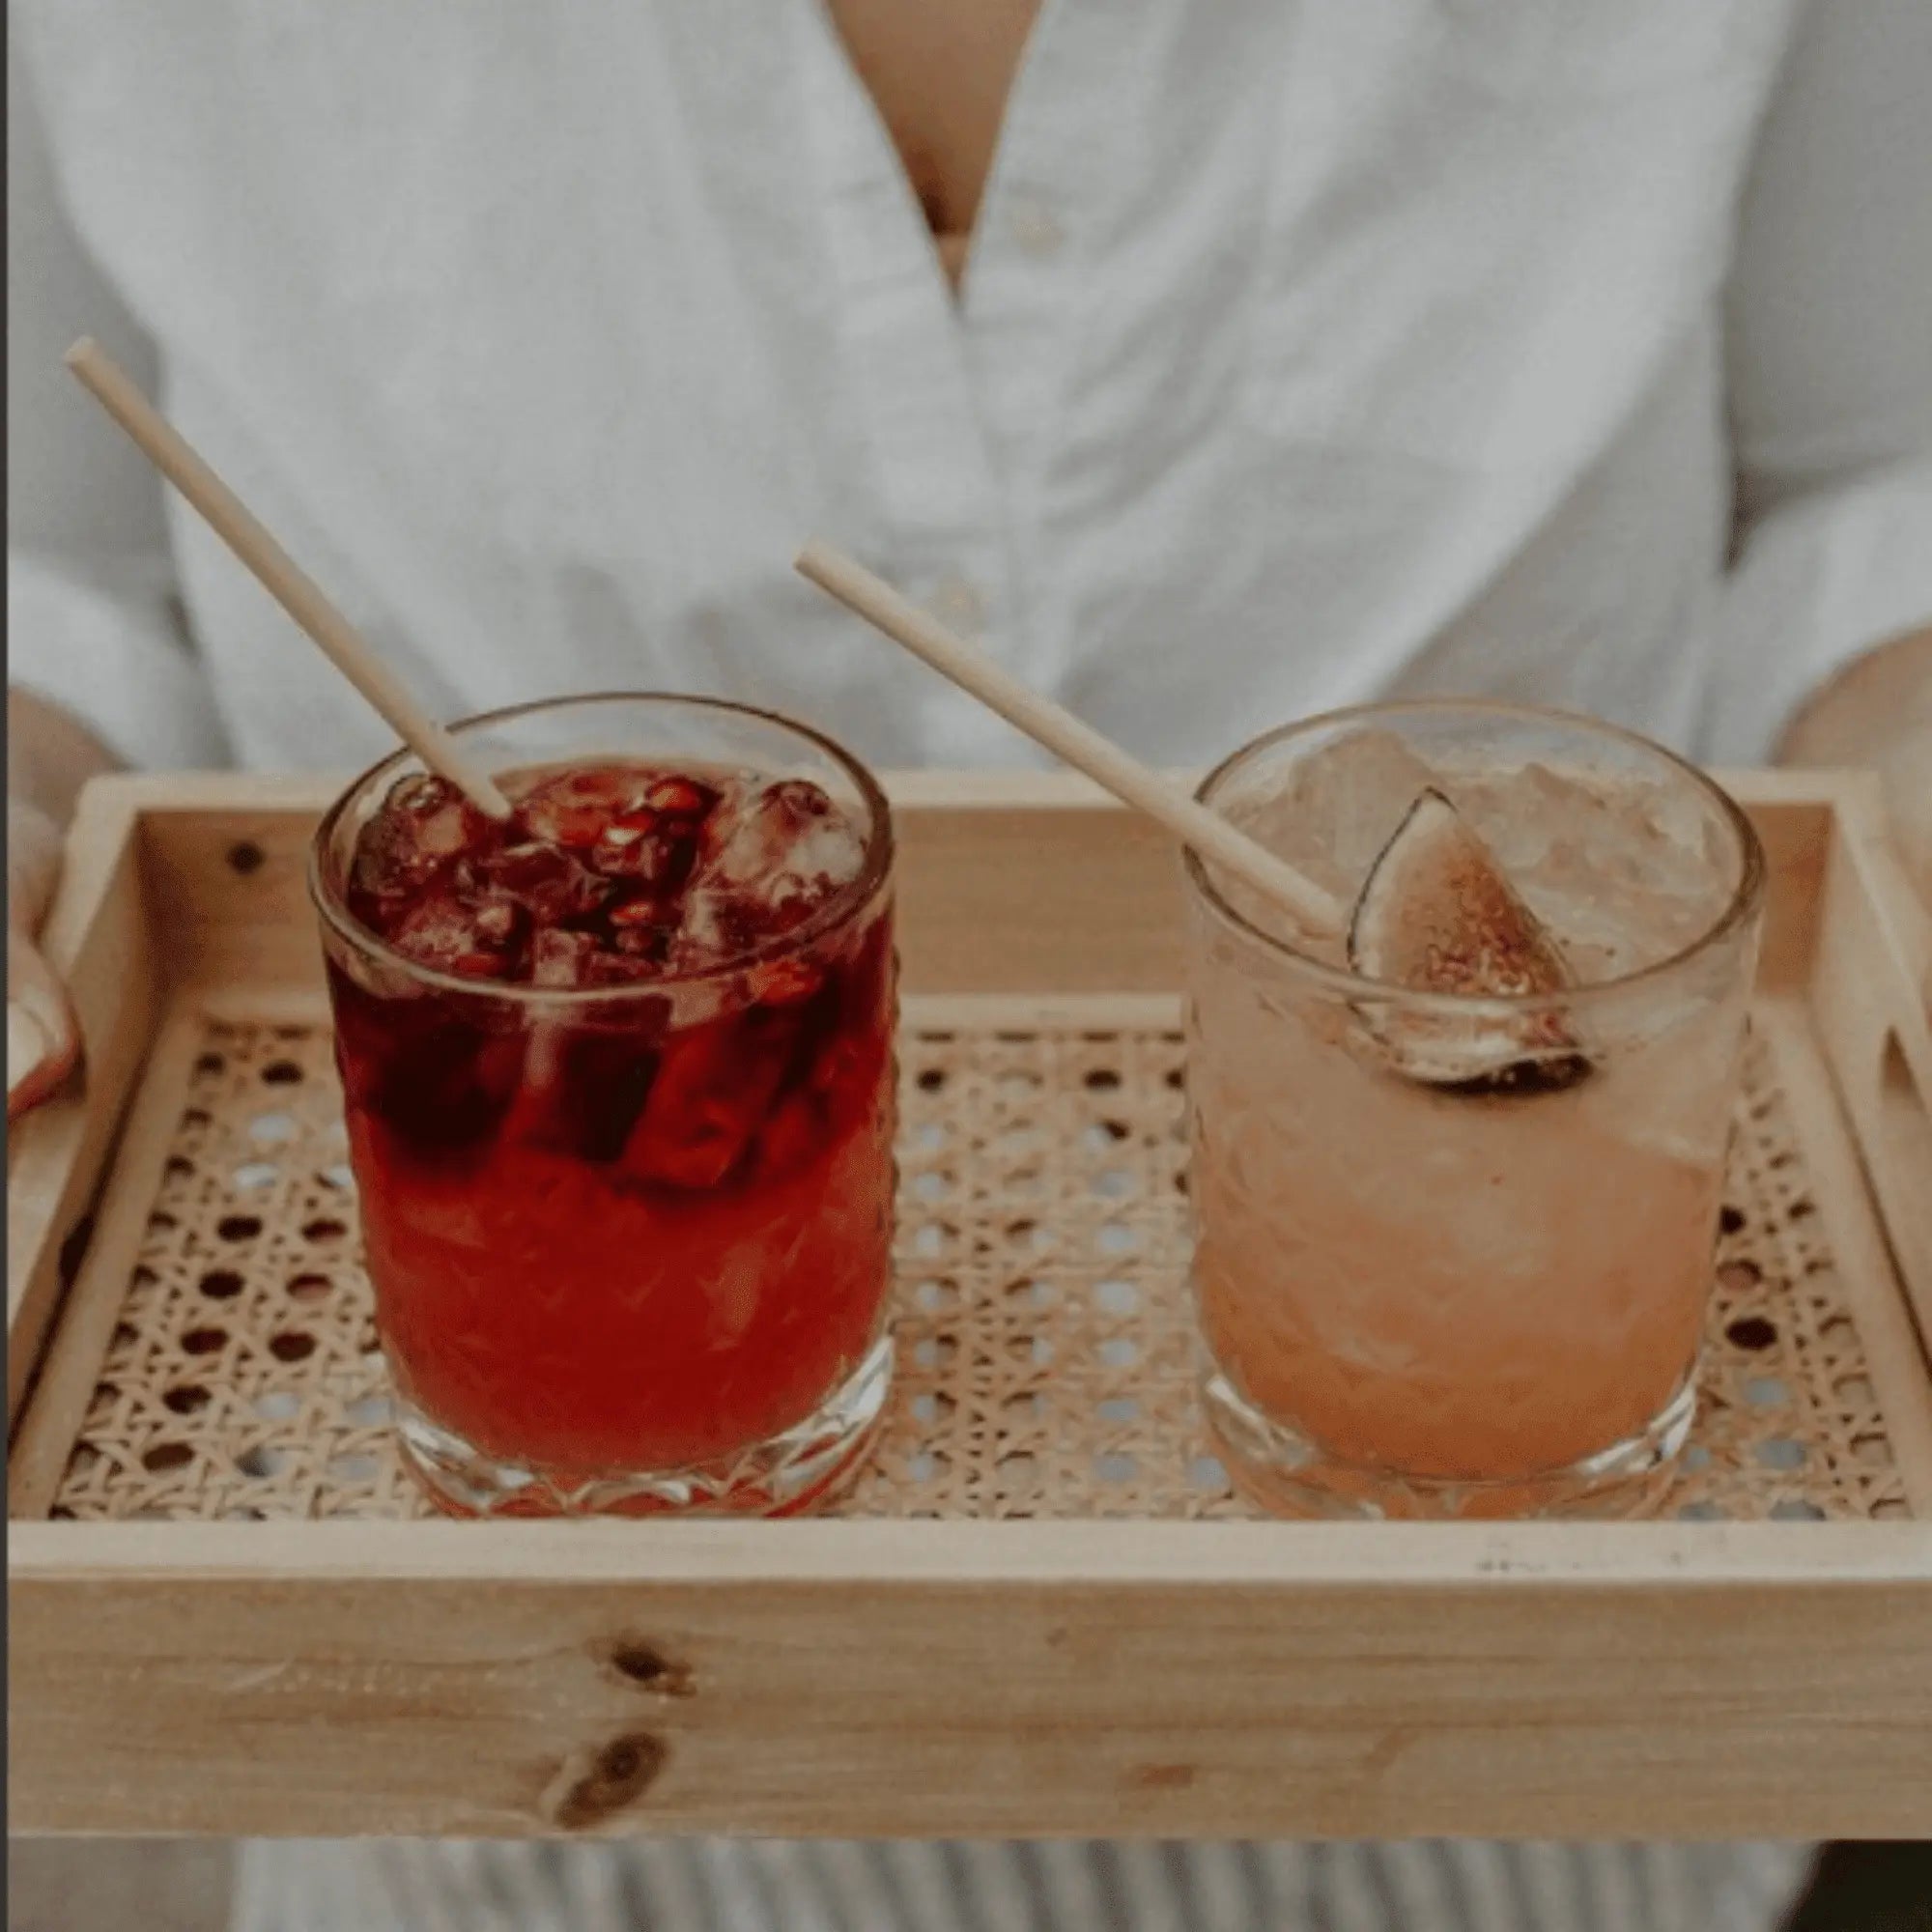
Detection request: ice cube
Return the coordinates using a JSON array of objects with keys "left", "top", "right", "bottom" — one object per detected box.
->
[
  {"left": 746, "top": 955, "right": 824, "bottom": 1006},
  {"left": 755, "top": 1090, "right": 829, "bottom": 1182},
  {"left": 471, "top": 896, "right": 528, "bottom": 952},
  {"left": 1469, "top": 765, "right": 1734, "bottom": 981},
  {"left": 468, "top": 840, "right": 611, "bottom": 925},
  {"left": 585, "top": 807, "right": 700, "bottom": 892},
  {"left": 668, "top": 781, "right": 866, "bottom": 971},
  {"left": 513, "top": 766, "right": 654, "bottom": 849},
  {"left": 671, "top": 887, "right": 765, "bottom": 974},
  {"left": 1608, "top": 778, "right": 1736, "bottom": 910},
  {"left": 353, "top": 773, "right": 492, "bottom": 903},
  {"left": 609, "top": 923, "right": 673, "bottom": 969},
  {"left": 695, "top": 780, "right": 865, "bottom": 915},
  {"left": 358, "top": 1018, "right": 525, "bottom": 1156},
  {"left": 531, "top": 927, "right": 600, "bottom": 989},
  {"left": 388, "top": 893, "right": 520, "bottom": 980},
  {"left": 1210, "top": 729, "right": 1439, "bottom": 953},
  {"left": 509, "top": 1017, "right": 666, "bottom": 1160},
  {"left": 1465, "top": 763, "right": 1640, "bottom": 876},
  {"left": 548, "top": 1033, "right": 662, "bottom": 1158},
  {"left": 622, "top": 1004, "right": 804, "bottom": 1189},
  {"left": 528, "top": 925, "right": 666, "bottom": 989},
  {"left": 1305, "top": 731, "right": 1447, "bottom": 893},
  {"left": 1229, "top": 730, "right": 1439, "bottom": 901}
]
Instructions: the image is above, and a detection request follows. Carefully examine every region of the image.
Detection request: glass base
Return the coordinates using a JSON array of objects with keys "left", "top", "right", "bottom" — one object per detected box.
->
[
  {"left": 397, "top": 1334, "right": 894, "bottom": 1519},
  {"left": 1202, "top": 1362, "right": 1697, "bottom": 1521}
]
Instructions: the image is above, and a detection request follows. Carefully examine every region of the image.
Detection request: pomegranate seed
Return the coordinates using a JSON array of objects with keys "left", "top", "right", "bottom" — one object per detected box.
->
[
  {"left": 609, "top": 895, "right": 666, "bottom": 928},
  {"left": 472, "top": 900, "right": 524, "bottom": 947},
  {"left": 448, "top": 952, "right": 509, "bottom": 980},
  {"left": 644, "top": 777, "right": 713, "bottom": 818},
  {"left": 748, "top": 956, "right": 822, "bottom": 1005},
  {"left": 601, "top": 808, "right": 659, "bottom": 846},
  {"left": 531, "top": 928, "right": 599, "bottom": 988}
]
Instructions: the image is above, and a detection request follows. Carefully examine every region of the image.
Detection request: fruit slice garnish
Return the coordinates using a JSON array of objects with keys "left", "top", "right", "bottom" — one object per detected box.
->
[{"left": 1347, "top": 789, "right": 1592, "bottom": 1094}]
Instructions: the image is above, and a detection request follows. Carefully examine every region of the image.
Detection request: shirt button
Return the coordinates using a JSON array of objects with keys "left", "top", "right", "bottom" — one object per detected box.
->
[
  {"left": 1008, "top": 195, "right": 1065, "bottom": 258},
  {"left": 929, "top": 574, "right": 987, "bottom": 632}
]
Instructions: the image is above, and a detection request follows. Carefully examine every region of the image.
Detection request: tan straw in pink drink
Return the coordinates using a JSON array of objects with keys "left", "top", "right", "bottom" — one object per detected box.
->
[{"left": 794, "top": 539, "right": 1345, "bottom": 939}]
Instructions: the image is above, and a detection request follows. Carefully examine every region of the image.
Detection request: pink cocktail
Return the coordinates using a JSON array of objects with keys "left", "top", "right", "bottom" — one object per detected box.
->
[{"left": 1182, "top": 703, "right": 1765, "bottom": 1519}]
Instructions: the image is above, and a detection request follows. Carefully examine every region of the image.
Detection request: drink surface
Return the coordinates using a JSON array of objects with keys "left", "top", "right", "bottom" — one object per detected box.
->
[
  {"left": 346, "top": 762, "right": 873, "bottom": 987},
  {"left": 1190, "top": 730, "right": 1752, "bottom": 1488},
  {"left": 327, "top": 760, "right": 895, "bottom": 1479},
  {"left": 1216, "top": 728, "right": 1738, "bottom": 982}
]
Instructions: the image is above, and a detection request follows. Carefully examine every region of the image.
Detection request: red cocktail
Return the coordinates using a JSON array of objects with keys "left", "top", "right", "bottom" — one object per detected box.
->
[{"left": 310, "top": 696, "right": 896, "bottom": 1516}]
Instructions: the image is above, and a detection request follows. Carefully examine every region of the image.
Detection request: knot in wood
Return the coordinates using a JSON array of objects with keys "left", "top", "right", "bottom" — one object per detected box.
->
[{"left": 542, "top": 1732, "right": 667, "bottom": 1831}]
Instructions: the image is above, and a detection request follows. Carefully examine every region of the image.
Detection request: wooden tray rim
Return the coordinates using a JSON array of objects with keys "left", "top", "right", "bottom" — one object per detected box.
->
[{"left": 10, "top": 764, "right": 1931, "bottom": 1585}]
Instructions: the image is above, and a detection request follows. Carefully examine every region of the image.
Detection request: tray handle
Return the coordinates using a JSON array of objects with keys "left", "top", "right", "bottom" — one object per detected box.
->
[
  {"left": 1810, "top": 782, "right": 1932, "bottom": 1355},
  {"left": 1875, "top": 1031, "right": 1932, "bottom": 1317},
  {"left": 7, "top": 781, "right": 161, "bottom": 1433}
]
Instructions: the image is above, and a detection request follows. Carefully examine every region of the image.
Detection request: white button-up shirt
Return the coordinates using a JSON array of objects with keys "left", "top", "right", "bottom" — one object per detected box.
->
[{"left": 10, "top": 1, "right": 1932, "bottom": 786}]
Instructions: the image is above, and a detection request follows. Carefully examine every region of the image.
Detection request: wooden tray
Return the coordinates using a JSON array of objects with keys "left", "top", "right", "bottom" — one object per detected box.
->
[{"left": 9, "top": 769, "right": 1932, "bottom": 1840}]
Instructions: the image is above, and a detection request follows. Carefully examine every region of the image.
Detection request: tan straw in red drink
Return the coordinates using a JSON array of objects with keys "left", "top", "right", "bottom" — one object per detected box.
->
[
  {"left": 794, "top": 539, "right": 1346, "bottom": 939},
  {"left": 63, "top": 337, "right": 512, "bottom": 820}
]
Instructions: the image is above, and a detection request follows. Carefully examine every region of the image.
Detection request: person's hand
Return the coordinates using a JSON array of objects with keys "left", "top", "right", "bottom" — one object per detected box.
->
[
  {"left": 1873, "top": 718, "right": 1932, "bottom": 911},
  {"left": 8, "top": 688, "right": 120, "bottom": 1118},
  {"left": 7, "top": 791, "right": 80, "bottom": 1117},
  {"left": 1778, "top": 626, "right": 1932, "bottom": 909}
]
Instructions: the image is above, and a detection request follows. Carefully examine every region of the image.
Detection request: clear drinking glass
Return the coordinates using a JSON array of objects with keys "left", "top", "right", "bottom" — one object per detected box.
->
[
  {"left": 1181, "top": 702, "right": 1765, "bottom": 1519},
  {"left": 311, "top": 695, "right": 897, "bottom": 1517}
]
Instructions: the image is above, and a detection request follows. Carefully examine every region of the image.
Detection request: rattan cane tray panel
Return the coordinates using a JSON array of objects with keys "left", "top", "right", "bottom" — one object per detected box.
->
[{"left": 48, "top": 1009, "right": 1910, "bottom": 1525}]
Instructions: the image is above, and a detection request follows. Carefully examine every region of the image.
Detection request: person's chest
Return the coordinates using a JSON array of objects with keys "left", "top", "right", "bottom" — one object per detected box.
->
[
  {"left": 113, "top": 4, "right": 1785, "bottom": 495},
  {"left": 822, "top": 0, "right": 1039, "bottom": 287},
  {"left": 30, "top": 0, "right": 1802, "bottom": 767}
]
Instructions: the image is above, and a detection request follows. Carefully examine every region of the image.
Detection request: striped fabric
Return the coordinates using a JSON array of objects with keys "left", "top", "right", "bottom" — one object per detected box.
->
[{"left": 232, "top": 1839, "right": 1814, "bottom": 1931}]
